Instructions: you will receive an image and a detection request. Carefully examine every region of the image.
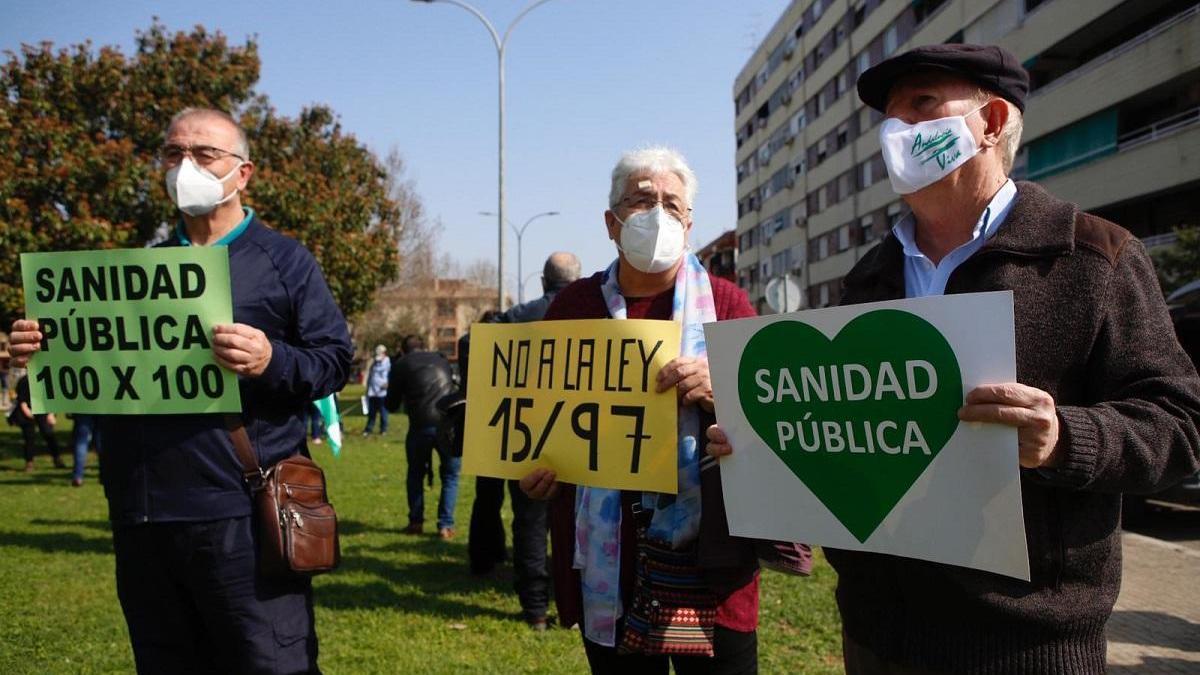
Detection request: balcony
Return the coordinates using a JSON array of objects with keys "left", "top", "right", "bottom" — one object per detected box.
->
[{"left": 1023, "top": 2, "right": 1200, "bottom": 142}]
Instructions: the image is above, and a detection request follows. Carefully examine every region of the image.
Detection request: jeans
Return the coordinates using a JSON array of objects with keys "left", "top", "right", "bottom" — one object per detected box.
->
[
  {"left": 467, "top": 477, "right": 551, "bottom": 620},
  {"left": 113, "top": 516, "right": 319, "bottom": 674},
  {"left": 583, "top": 626, "right": 757, "bottom": 674},
  {"left": 305, "top": 403, "right": 325, "bottom": 440},
  {"left": 405, "top": 425, "right": 460, "bottom": 530},
  {"left": 363, "top": 396, "right": 388, "bottom": 434},
  {"left": 72, "top": 414, "right": 96, "bottom": 482}
]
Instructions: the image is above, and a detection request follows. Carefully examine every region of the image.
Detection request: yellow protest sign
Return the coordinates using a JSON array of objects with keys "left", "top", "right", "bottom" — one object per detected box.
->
[{"left": 463, "top": 319, "right": 680, "bottom": 493}]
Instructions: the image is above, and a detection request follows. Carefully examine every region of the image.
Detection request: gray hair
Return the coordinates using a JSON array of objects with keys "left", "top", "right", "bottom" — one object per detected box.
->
[
  {"left": 608, "top": 146, "right": 698, "bottom": 209},
  {"left": 971, "top": 92, "right": 1022, "bottom": 175},
  {"left": 543, "top": 251, "right": 582, "bottom": 289},
  {"left": 168, "top": 107, "right": 251, "bottom": 160}
]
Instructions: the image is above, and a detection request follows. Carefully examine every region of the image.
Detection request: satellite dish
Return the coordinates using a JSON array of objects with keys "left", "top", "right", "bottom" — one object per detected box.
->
[{"left": 765, "top": 274, "right": 803, "bottom": 313}]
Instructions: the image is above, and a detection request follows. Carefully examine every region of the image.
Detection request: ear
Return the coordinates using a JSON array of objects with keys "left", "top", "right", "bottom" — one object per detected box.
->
[
  {"left": 236, "top": 161, "right": 255, "bottom": 191},
  {"left": 979, "top": 100, "right": 1009, "bottom": 150},
  {"left": 604, "top": 210, "right": 620, "bottom": 242}
]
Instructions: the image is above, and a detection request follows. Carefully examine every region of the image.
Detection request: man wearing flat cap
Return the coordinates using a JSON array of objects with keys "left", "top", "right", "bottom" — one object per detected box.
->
[
  {"left": 835, "top": 43, "right": 1200, "bottom": 674},
  {"left": 709, "top": 43, "right": 1200, "bottom": 673}
]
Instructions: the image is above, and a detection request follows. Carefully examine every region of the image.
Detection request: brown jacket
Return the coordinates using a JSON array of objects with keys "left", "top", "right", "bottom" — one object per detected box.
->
[{"left": 825, "top": 181, "right": 1200, "bottom": 674}]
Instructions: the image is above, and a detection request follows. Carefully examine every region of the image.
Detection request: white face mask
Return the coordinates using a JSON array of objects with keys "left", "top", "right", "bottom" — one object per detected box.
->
[
  {"left": 165, "top": 157, "right": 242, "bottom": 216},
  {"left": 615, "top": 205, "right": 687, "bottom": 273},
  {"left": 878, "top": 103, "right": 987, "bottom": 195}
]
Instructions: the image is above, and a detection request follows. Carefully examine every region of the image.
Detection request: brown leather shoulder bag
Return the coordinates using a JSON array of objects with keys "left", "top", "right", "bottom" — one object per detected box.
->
[{"left": 227, "top": 417, "right": 340, "bottom": 577}]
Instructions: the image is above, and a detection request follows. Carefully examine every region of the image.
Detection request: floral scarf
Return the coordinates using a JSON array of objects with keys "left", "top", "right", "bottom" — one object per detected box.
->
[{"left": 573, "top": 253, "right": 716, "bottom": 647}]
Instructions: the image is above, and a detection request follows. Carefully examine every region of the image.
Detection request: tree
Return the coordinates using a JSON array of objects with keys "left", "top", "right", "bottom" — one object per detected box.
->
[
  {"left": 1153, "top": 226, "right": 1200, "bottom": 296},
  {"left": 0, "top": 21, "right": 416, "bottom": 325}
]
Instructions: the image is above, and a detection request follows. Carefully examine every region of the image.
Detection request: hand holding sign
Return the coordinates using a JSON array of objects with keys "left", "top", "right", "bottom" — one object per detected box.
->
[
  {"left": 959, "top": 383, "right": 1061, "bottom": 468},
  {"left": 212, "top": 323, "right": 273, "bottom": 377},
  {"left": 7, "top": 319, "right": 42, "bottom": 369}
]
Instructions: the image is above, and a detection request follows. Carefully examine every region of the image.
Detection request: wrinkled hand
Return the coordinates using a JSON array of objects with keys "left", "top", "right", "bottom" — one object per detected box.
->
[
  {"left": 212, "top": 324, "right": 273, "bottom": 377},
  {"left": 8, "top": 319, "right": 42, "bottom": 369},
  {"left": 519, "top": 468, "right": 560, "bottom": 501},
  {"left": 656, "top": 356, "right": 714, "bottom": 412},
  {"left": 705, "top": 424, "right": 733, "bottom": 459},
  {"left": 958, "top": 383, "right": 1061, "bottom": 468}
]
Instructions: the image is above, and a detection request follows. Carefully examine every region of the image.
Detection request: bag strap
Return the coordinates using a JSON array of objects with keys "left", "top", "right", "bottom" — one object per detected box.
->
[{"left": 224, "top": 414, "right": 264, "bottom": 484}]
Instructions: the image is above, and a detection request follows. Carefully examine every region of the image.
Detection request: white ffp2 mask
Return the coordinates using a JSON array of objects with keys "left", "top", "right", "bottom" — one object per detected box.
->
[
  {"left": 165, "top": 157, "right": 242, "bottom": 216},
  {"left": 879, "top": 104, "right": 987, "bottom": 195},
  {"left": 615, "top": 206, "right": 687, "bottom": 273}
]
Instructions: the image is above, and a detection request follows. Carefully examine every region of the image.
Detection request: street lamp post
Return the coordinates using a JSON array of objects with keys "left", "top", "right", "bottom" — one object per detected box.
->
[
  {"left": 480, "top": 210, "right": 559, "bottom": 303},
  {"left": 411, "top": 0, "right": 560, "bottom": 310}
]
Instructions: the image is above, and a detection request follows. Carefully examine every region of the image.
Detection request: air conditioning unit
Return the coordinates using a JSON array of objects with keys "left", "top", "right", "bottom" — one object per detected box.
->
[
  {"left": 781, "top": 91, "right": 792, "bottom": 104},
  {"left": 794, "top": 215, "right": 807, "bottom": 228},
  {"left": 785, "top": 176, "right": 796, "bottom": 189},
  {"left": 757, "top": 117, "right": 768, "bottom": 130},
  {"left": 785, "top": 132, "right": 795, "bottom": 145}
]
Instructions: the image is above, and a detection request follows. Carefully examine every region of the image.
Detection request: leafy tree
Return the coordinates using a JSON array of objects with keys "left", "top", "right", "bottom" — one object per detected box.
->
[
  {"left": 1153, "top": 226, "right": 1200, "bottom": 296},
  {"left": 0, "top": 21, "right": 415, "bottom": 325}
]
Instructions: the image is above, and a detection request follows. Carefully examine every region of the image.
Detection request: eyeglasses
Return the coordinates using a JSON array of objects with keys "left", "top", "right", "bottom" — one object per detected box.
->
[
  {"left": 159, "top": 143, "right": 245, "bottom": 166},
  {"left": 619, "top": 194, "right": 692, "bottom": 221}
]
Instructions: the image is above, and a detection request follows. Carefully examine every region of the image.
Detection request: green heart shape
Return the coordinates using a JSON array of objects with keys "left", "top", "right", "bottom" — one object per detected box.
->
[{"left": 738, "top": 310, "right": 963, "bottom": 542}]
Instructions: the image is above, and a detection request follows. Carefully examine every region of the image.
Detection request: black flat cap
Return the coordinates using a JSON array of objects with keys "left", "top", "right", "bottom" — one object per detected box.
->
[{"left": 857, "top": 43, "right": 1030, "bottom": 113}]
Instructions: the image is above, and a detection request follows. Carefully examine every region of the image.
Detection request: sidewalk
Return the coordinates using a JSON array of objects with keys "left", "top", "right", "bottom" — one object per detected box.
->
[{"left": 1106, "top": 531, "right": 1200, "bottom": 672}]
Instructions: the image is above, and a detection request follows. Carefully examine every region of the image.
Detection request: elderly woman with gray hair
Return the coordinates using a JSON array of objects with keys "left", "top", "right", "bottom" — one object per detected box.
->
[{"left": 521, "top": 147, "right": 810, "bottom": 674}]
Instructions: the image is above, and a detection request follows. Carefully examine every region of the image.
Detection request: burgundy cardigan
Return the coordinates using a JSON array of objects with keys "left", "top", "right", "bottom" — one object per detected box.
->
[{"left": 543, "top": 270, "right": 764, "bottom": 632}]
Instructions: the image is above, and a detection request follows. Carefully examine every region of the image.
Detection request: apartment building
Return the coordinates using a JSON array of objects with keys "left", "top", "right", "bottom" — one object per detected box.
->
[{"left": 733, "top": 0, "right": 1200, "bottom": 311}]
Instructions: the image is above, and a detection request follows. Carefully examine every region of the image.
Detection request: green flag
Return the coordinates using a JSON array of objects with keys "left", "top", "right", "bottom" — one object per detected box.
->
[{"left": 315, "top": 394, "right": 342, "bottom": 457}]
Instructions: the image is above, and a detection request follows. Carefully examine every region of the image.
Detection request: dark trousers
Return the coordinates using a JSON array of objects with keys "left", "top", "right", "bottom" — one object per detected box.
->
[
  {"left": 468, "top": 476, "right": 551, "bottom": 620},
  {"left": 583, "top": 626, "right": 758, "bottom": 675},
  {"left": 113, "top": 516, "right": 319, "bottom": 675},
  {"left": 842, "top": 631, "right": 940, "bottom": 675},
  {"left": 20, "top": 416, "right": 61, "bottom": 462}
]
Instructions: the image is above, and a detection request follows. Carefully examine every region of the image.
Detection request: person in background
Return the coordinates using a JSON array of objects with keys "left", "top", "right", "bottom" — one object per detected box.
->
[
  {"left": 387, "top": 334, "right": 460, "bottom": 539},
  {"left": 362, "top": 344, "right": 391, "bottom": 436},
  {"left": 467, "top": 252, "right": 582, "bottom": 631},
  {"left": 70, "top": 413, "right": 96, "bottom": 486},
  {"left": 521, "top": 147, "right": 809, "bottom": 673},
  {"left": 8, "top": 374, "right": 64, "bottom": 473},
  {"left": 306, "top": 402, "right": 325, "bottom": 445}
]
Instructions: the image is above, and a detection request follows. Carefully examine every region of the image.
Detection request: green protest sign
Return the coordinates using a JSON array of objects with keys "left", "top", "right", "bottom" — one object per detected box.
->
[
  {"left": 737, "top": 310, "right": 963, "bottom": 542},
  {"left": 706, "top": 292, "right": 1030, "bottom": 580},
  {"left": 19, "top": 247, "right": 241, "bottom": 415}
]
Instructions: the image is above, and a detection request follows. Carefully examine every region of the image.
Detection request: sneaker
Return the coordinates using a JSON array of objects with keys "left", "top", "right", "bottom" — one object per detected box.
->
[
  {"left": 361, "top": 431, "right": 371, "bottom": 438},
  {"left": 24, "top": 461, "right": 34, "bottom": 473},
  {"left": 438, "top": 527, "right": 456, "bottom": 540},
  {"left": 402, "top": 522, "right": 424, "bottom": 535},
  {"left": 526, "top": 617, "right": 549, "bottom": 632},
  {"left": 312, "top": 437, "right": 323, "bottom": 445},
  {"left": 71, "top": 478, "right": 83, "bottom": 487},
  {"left": 53, "top": 457, "right": 66, "bottom": 469}
]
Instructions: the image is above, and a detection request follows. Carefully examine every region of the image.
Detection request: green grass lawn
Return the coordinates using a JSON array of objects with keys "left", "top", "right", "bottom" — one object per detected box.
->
[{"left": 0, "top": 386, "right": 842, "bottom": 674}]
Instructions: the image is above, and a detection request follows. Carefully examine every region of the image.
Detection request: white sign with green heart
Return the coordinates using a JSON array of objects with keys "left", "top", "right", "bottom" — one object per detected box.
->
[{"left": 705, "top": 291, "right": 1029, "bottom": 580}]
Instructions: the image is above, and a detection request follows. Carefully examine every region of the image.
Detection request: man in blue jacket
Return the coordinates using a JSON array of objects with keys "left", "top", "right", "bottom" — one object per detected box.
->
[{"left": 11, "top": 107, "right": 352, "bottom": 674}]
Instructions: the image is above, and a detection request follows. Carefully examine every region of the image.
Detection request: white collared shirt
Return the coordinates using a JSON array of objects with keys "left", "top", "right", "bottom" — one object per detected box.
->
[{"left": 892, "top": 179, "right": 1017, "bottom": 298}]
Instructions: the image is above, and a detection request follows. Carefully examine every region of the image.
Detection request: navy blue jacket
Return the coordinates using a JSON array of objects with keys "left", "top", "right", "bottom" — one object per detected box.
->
[{"left": 98, "top": 213, "right": 353, "bottom": 527}]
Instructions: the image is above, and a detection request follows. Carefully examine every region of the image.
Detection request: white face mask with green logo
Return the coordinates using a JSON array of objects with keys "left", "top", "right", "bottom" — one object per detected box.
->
[{"left": 879, "top": 103, "right": 987, "bottom": 195}]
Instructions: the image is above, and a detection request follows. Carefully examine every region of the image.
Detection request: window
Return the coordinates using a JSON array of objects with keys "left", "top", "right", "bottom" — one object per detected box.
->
[
  {"left": 818, "top": 236, "right": 829, "bottom": 260},
  {"left": 816, "top": 137, "right": 827, "bottom": 164},
  {"left": 436, "top": 300, "right": 455, "bottom": 318},
  {"left": 792, "top": 155, "right": 806, "bottom": 177},
  {"left": 836, "top": 71, "right": 848, "bottom": 97},
  {"left": 884, "top": 25, "right": 899, "bottom": 56},
  {"left": 836, "top": 124, "right": 849, "bottom": 150},
  {"left": 861, "top": 160, "right": 873, "bottom": 189},
  {"left": 853, "top": 1, "right": 867, "bottom": 28},
  {"left": 812, "top": 0, "right": 825, "bottom": 21},
  {"left": 857, "top": 51, "right": 871, "bottom": 76},
  {"left": 887, "top": 202, "right": 905, "bottom": 228},
  {"left": 838, "top": 225, "right": 851, "bottom": 251}
]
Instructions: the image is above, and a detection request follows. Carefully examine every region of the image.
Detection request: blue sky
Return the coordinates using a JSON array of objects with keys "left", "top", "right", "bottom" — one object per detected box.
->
[{"left": 2, "top": 0, "right": 790, "bottom": 298}]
